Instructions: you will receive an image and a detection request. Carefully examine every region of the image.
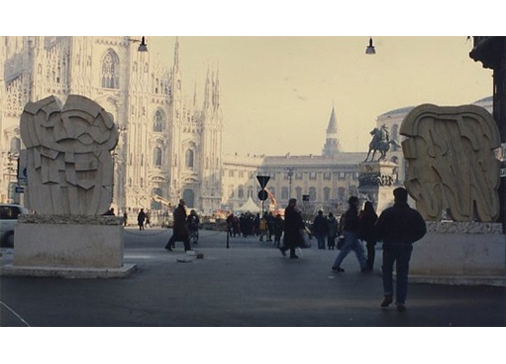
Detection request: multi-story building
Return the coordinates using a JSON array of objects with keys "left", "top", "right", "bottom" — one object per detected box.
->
[
  {"left": 0, "top": 36, "right": 223, "bottom": 218},
  {"left": 221, "top": 107, "right": 367, "bottom": 214}
]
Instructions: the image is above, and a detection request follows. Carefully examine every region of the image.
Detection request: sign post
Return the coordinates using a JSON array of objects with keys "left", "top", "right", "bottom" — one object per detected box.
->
[{"left": 256, "top": 176, "right": 270, "bottom": 216}]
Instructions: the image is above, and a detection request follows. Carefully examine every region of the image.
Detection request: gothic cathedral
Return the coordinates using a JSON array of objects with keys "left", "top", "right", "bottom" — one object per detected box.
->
[{"left": 0, "top": 36, "right": 223, "bottom": 215}]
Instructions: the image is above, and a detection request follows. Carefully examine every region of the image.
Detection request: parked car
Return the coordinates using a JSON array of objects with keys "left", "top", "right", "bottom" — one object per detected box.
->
[{"left": 0, "top": 204, "right": 29, "bottom": 247}]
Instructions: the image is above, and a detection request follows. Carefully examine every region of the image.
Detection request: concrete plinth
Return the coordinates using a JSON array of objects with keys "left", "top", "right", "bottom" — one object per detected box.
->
[
  {"left": 358, "top": 161, "right": 398, "bottom": 213},
  {"left": 409, "top": 222, "right": 505, "bottom": 286},
  {"left": 1, "top": 263, "right": 137, "bottom": 278},
  {"left": 3, "top": 214, "right": 136, "bottom": 279}
]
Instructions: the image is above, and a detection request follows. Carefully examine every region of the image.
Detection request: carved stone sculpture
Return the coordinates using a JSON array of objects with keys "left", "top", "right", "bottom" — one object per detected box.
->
[
  {"left": 401, "top": 104, "right": 501, "bottom": 222},
  {"left": 20, "top": 95, "right": 118, "bottom": 215}
]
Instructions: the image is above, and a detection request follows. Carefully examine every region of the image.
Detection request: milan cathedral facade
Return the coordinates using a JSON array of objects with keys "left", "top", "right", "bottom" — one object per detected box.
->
[{"left": 0, "top": 36, "right": 224, "bottom": 216}]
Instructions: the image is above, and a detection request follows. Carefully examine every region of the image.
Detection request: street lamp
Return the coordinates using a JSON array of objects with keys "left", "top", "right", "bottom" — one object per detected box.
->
[
  {"left": 128, "top": 36, "right": 148, "bottom": 52},
  {"left": 287, "top": 167, "right": 294, "bottom": 199},
  {"left": 365, "top": 37, "right": 376, "bottom": 55}
]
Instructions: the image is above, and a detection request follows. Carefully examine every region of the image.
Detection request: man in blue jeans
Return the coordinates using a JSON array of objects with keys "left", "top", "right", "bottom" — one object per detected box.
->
[
  {"left": 374, "top": 187, "right": 426, "bottom": 312},
  {"left": 331, "top": 196, "right": 367, "bottom": 272}
]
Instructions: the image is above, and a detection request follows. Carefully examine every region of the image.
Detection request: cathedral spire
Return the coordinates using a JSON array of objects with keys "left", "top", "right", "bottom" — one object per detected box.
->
[
  {"left": 173, "top": 37, "right": 180, "bottom": 72},
  {"left": 204, "top": 63, "right": 211, "bottom": 109},
  {"left": 322, "top": 106, "right": 341, "bottom": 156}
]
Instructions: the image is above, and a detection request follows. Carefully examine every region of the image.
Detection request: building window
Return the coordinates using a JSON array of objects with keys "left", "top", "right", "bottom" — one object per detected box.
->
[
  {"left": 238, "top": 186, "right": 244, "bottom": 199},
  {"left": 309, "top": 187, "right": 316, "bottom": 200},
  {"left": 323, "top": 187, "right": 330, "bottom": 201},
  {"left": 153, "top": 109, "right": 165, "bottom": 132},
  {"left": 229, "top": 170, "right": 235, "bottom": 177},
  {"left": 337, "top": 187, "right": 346, "bottom": 201},
  {"left": 323, "top": 172, "right": 331, "bottom": 180},
  {"left": 186, "top": 149, "right": 194, "bottom": 168},
  {"left": 309, "top": 172, "right": 317, "bottom": 180},
  {"left": 101, "top": 50, "right": 119, "bottom": 89},
  {"left": 10, "top": 138, "right": 21, "bottom": 153},
  {"left": 295, "top": 187, "right": 302, "bottom": 200},
  {"left": 339, "top": 172, "right": 346, "bottom": 180},
  {"left": 295, "top": 172, "right": 303, "bottom": 180},
  {"left": 248, "top": 187, "right": 254, "bottom": 198},
  {"left": 239, "top": 171, "right": 245, "bottom": 178},
  {"left": 154, "top": 147, "right": 162, "bottom": 166},
  {"left": 281, "top": 187, "right": 289, "bottom": 200}
]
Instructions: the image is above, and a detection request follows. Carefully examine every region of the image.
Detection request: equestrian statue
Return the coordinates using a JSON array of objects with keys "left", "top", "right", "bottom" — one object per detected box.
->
[{"left": 364, "top": 124, "right": 399, "bottom": 162}]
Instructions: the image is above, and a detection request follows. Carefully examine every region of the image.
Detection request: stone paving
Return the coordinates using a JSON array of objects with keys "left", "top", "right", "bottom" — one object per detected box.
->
[{"left": 1, "top": 229, "right": 504, "bottom": 327}]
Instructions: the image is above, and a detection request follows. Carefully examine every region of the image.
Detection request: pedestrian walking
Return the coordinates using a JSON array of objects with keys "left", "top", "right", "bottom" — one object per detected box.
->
[
  {"left": 326, "top": 212, "right": 338, "bottom": 250},
  {"left": 274, "top": 214, "right": 284, "bottom": 247},
  {"left": 313, "top": 210, "right": 328, "bottom": 250},
  {"left": 164, "top": 199, "right": 192, "bottom": 252},
  {"left": 358, "top": 201, "right": 378, "bottom": 271},
  {"left": 331, "top": 196, "right": 367, "bottom": 272},
  {"left": 259, "top": 214, "right": 268, "bottom": 241},
  {"left": 123, "top": 212, "right": 128, "bottom": 226},
  {"left": 374, "top": 187, "right": 426, "bottom": 312},
  {"left": 137, "top": 209, "right": 146, "bottom": 230},
  {"left": 279, "top": 198, "right": 305, "bottom": 259},
  {"left": 145, "top": 210, "right": 151, "bottom": 228},
  {"left": 266, "top": 212, "right": 275, "bottom": 242}
]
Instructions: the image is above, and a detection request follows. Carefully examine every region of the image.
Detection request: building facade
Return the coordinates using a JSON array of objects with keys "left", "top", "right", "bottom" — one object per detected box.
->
[
  {"left": 1, "top": 36, "right": 493, "bottom": 219},
  {"left": 0, "top": 36, "right": 223, "bottom": 217}
]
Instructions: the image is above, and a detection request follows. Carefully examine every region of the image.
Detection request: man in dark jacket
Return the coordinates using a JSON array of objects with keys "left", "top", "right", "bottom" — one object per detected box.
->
[
  {"left": 165, "top": 199, "right": 192, "bottom": 252},
  {"left": 313, "top": 210, "right": 328, "bottom": 249},
  {"left": 374, "top": 187, "right": 426, "bottom": 312},
  {"left": 280, "top": 198, "right": 305, "bottom": 259},
  {"left": 331, "top": 196, "right": 367, "bottom": 272}
]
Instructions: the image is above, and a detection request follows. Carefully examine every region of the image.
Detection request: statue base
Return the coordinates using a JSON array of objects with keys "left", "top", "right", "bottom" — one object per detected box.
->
[
  {"left": 1, "top": 214, "right": 136, "bottom": 278},
  {"left": 358, "top": 161, "right": 399, "bottom": 213}
]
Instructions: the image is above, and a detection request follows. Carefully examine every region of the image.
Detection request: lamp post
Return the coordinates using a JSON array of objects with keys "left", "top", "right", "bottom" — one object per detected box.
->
[{"left": 287, "top": 167, "right": 294, "bottom": 200}]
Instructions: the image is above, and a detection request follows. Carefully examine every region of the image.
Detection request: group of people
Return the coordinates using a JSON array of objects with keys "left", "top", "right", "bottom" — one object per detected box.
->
[
  {"left": 279, "top": 187, "right": 427, "bottom": 312},
  {"left": 226, "top": 212, "right": 284, "bottom": 245}
]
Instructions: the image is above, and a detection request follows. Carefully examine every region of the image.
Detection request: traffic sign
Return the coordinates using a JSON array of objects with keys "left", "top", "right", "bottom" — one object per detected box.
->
[
  {"left": 258, "top": 190, "right": 268, "bottom": 201},
  {"left": 256, "top": 176, "right": 270, "bottom": 189}
]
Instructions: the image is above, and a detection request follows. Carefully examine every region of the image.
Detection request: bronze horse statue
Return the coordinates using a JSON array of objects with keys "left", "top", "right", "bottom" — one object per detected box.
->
[{"left": 364, "top": 127, "right": 399, "bottom": 162}]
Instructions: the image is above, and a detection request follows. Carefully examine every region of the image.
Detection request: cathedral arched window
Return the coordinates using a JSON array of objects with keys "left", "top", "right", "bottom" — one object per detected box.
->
[
  {"left": 10, "top": 138, "right": 21, "bottom": 153},
  {"left": 154, "top": 147, "right": 162, "bottom": 166},
  {"left": 185, "top": 149, "right": 194, "bottom": 169},
  {"left": 238, "top": 186, "right": 244, "bottom": 199},
  {"left": 101, "top": 50, "right": 120, "bottom": 89},
  {"left": 153, "top": 109, "right": 165, "bottom": 132}
]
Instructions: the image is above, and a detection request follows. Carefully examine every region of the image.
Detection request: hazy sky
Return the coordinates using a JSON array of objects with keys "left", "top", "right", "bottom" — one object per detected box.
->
[{"left": 150, "top": 36, "right": 493, "bottom": 156}]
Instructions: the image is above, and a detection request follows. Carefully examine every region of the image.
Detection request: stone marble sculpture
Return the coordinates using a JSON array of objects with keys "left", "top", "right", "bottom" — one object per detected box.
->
[
  {"left": 20, "top": 95, "right": 118, "bottom": 215},
  {"left": 401, "top": 104, "right": 501, "bottom": 222}
]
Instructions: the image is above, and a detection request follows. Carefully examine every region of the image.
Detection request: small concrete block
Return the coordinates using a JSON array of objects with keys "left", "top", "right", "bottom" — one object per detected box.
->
[
  {"left": 177, "top": 257, "right": 193, "bottom": 263},
  {"left": 195, "top": 251, "right": 204, "bottom": 259}
]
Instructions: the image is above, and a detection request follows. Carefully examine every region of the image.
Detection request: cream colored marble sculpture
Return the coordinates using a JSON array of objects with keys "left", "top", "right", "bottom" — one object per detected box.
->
[
  {"left": 20, "top": 95, "right": 118, "bottom": 215},
  {"left": 401, "top": 104, "right": 501, "bottom": 222}
]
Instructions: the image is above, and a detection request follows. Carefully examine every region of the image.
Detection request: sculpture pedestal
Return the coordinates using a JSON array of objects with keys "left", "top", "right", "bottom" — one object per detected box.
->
[
  {"left": 409, "top": 222, "right": 505, "bottom": 286},
  {"left": 1, "top": 214, "right": 136, "bottom": 278},
  {"left": 358, "top": 161, "right": 398, "bottom": 213}
]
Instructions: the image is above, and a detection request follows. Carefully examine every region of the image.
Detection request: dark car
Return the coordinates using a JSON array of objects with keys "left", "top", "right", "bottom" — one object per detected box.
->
[{"left": 0, "top": 204, "right": 29, "bottom": 247}]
